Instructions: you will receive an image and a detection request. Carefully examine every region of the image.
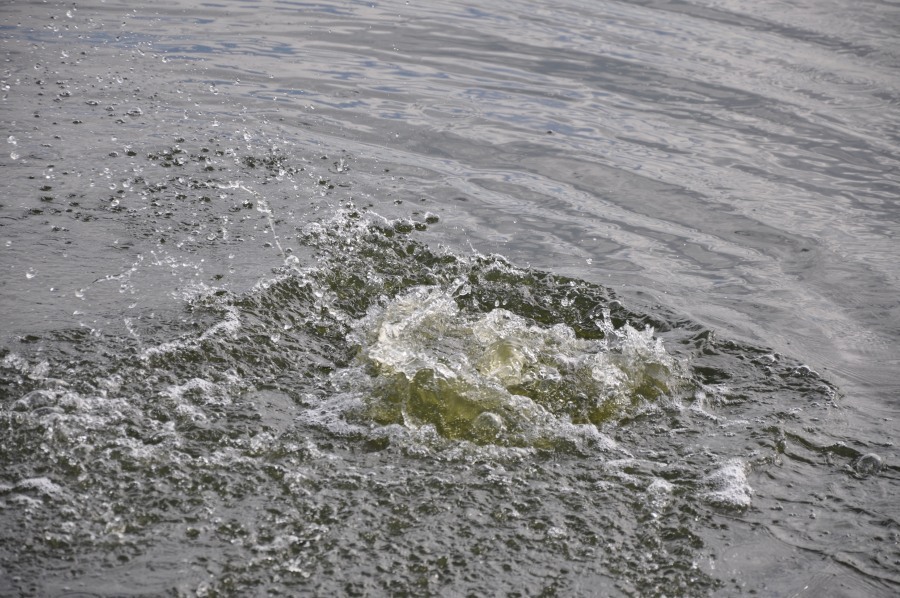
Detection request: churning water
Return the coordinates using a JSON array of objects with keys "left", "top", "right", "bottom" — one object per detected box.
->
[{"left": 1, "top": 1, "right": 898, "bottom": 596}]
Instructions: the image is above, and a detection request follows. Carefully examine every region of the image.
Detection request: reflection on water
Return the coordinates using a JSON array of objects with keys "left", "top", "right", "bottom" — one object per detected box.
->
[{"left": 1, "top": 0, "right": 899, "bottom": 596}]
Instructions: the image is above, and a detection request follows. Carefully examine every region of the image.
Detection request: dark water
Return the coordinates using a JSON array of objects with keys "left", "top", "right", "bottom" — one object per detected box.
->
[{"left": 2, "top": 0, "right": 899, "bottom": 595}]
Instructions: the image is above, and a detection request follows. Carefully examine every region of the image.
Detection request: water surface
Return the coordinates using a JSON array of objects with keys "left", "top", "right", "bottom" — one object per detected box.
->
[{"left": 1, "top": 0, "right": 899, "bottom": 595}]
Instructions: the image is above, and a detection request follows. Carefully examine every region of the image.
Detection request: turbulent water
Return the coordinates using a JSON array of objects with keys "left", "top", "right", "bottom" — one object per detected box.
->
[{"left": 1, "top": 1, "right": 899, "bottom": 596}]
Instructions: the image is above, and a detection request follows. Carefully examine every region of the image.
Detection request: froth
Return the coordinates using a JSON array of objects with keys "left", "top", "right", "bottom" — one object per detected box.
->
[{"left": 701, "top": 459, "right": 753, "bottom": 508}]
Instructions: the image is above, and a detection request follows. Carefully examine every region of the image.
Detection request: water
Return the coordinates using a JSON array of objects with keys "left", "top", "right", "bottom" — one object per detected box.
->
[{"left": 1, "top": 0, "right": 898, "bottom": 595}]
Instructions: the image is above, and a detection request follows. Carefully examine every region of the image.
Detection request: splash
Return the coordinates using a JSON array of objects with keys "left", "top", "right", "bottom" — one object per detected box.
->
[
  {"left": 0, "top": 206, "right": 847, "bottom": 598},
  {"left": 326, "top": 281, "right": 688, "bottom": 447}
]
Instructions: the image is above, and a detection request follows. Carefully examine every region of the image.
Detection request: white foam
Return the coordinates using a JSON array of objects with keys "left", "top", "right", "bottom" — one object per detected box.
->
[
  {"left": 15, "top": 477, "right": 65, "bottom": 497},
  {"left": 2, "top": 353, "right": 52, "bottom": 381},
  {"left": 701, "top": 459, "right": 752, "bottom": 508}
]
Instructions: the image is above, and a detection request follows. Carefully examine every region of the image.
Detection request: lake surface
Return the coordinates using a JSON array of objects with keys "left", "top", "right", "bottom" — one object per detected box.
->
[{"left": 1, "top": 0, "right": 899, "bottom": 595}]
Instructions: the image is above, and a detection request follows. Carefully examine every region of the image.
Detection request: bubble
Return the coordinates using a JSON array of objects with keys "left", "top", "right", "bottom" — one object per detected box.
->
[
  {"left": 471, "top": 411, "right": 506, "bottom": 441},
  {"left": 851, "top": 453, "right": 882, "bottom": 477}
]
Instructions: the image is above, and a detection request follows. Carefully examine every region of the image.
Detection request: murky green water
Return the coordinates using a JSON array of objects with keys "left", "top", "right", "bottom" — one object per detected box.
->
[{"left": 2, "top": 1, "right": 898, "bottom": 596}]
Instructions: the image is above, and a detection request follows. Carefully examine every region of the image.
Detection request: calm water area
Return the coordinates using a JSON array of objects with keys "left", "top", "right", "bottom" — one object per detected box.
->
[{"left": 1, "top": 0, "right": 899, "bottom": 595}]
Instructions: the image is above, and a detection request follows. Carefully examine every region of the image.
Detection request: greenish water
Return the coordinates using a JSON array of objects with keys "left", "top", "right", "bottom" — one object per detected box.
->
[{"left": 1, "top": 1, "right": 898, "bottom": 596}]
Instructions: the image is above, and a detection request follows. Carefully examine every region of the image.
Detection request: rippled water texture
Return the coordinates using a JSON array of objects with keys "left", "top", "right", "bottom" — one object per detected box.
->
[{"left": 2, "top": 1, "right": 899, "bottom": 596}]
